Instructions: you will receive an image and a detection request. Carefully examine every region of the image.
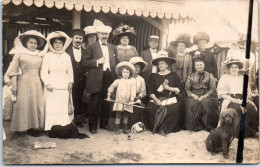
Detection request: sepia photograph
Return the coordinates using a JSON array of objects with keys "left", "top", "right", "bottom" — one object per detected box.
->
[{"left": 2, "top": 0, "right": 259, "bottom": 164}]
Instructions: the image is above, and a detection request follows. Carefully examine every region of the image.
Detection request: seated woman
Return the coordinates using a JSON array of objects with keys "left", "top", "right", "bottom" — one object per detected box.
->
[
  {"left": 147, "top": 50, "right": 182, "bottom": 136},
  {"left": 217, "top": 59, "right": 259, "bottom": 137},
  {"left": 185, "top": 57, "right": 219, "bottom": 132}
]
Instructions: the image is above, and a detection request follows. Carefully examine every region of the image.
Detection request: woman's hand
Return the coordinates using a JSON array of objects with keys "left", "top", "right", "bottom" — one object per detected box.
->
[
  {"left": 191, "top": 94, "right": 199, "bottom": 101},
  {"left": 107, "top": 96, "right": 112, "bottom": 101},
  {"left": 10, "top": 84, "right": 17, "bottom": 95},
  {"left": 198, "top": 95, "right": 208, "bottom": 102},
  {"left": 154, "top": 99, "right": 162, "bottom": 106},
  {"left": 46, "top": 84, "right": 53, "bottom": 92},
  {"left": 68, "top": 83, "right": 73, "bottom": 91}
]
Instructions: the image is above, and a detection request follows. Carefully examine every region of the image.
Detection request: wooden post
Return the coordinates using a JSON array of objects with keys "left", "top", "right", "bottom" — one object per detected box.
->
[
  {"left": 160, "top": 18, "right": 170, "bottom": 50},
  {"left": 72, "top": 10, "right": 81, "bottom": 29}
]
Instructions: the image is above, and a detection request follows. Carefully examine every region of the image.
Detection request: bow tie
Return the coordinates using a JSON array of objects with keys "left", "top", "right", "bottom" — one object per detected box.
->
[
  {"left": 102, "top": 42, "right": 107, "bottom": 46},
  {"left": 73, "top": 46, "right": 80, "bottom": 50}
]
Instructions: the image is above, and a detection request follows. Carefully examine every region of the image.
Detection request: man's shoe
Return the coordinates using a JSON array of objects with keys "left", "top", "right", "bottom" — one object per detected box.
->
[{"left": 90, "top": 129, "right": 97, "bottom": 134}]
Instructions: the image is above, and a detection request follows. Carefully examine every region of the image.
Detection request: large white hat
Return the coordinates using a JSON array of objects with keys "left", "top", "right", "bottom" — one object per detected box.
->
[
  {"left": 93, "top": 19, "right": 112, "bottom": 34},
  {"left": 151, "top": 50, "right": 176, "bottom": 65},
  {"left": 84, "top": 26, "right": 97, "bottom": 36}
]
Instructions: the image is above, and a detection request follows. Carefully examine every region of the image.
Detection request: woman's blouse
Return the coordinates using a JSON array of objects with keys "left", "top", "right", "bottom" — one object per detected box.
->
[{"left": 185, "top": 71, "right": 216, "bottom": 97}]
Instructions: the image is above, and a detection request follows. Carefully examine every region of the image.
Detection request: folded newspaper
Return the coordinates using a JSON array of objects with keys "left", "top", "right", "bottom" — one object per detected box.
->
[{"left": 161, "top": 97, "right": 177, "bottom": 106}]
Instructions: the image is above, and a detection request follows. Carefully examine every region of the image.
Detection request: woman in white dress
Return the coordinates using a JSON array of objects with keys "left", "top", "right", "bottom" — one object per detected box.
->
[{"left": 41, "top": 31, "right": 74, "bottom": 131}]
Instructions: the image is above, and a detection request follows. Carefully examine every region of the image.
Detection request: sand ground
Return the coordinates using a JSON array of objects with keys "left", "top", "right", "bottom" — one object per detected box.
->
[{"left": 3, "top": 121, "right": 259, "bottom": 164}]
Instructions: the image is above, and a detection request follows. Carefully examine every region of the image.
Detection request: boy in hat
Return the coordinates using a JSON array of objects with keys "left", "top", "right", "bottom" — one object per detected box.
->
[
  {"left": 191, "top": 32, "right": 218, "bottom": 80},
  {"left": 66, "top": 29, "right": 87, "bottom": 118},
  {"left": 140, "top": 35, "right": 160, "bottom": 85},
  {"left": 82, "top": 19, "right": 119, "bottom": 134}
]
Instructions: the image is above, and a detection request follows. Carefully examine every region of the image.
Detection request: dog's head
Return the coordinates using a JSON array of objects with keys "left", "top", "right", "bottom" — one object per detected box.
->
[
  {"left": 220, "top": 108, "right": 239, "bottom": 135},
  {"left": 73, "top": 115, "right": 88, "bottom": 127},
  {"left": 131, "top": 122, "right": 146, "bottom": 133}
]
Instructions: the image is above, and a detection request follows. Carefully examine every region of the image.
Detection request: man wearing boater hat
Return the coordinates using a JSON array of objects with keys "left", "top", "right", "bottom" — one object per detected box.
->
[
  {"left": 140, "top": 35, "right": 160, "bottom": 85},
  {"left": 191, "top": 32, "right": 218, "bottom": 80},
  {"left": 82, "top": 19, "right": 119, "bottom": 134},
  {"left": 66, "top": 29, "right": 87, "bottom": 118}
]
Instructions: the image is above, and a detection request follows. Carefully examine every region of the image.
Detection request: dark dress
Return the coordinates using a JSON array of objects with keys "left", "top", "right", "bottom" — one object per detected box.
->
[
  {"left": 185, "top": 71, "right": 219, "bottom": 131},
  {"left": 147, "top": 72, "right": 183, "bottom": 133}
]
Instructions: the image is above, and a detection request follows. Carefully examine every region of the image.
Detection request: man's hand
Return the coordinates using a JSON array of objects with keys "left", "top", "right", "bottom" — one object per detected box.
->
[{"left": 97, "top": 57, "right": 105, "bottom": 64}]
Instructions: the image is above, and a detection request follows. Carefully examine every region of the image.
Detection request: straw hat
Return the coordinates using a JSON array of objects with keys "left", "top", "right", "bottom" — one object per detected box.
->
[
  {"left": 193, "top": 32, "right": 210, "bottom": 45},
  {"left": 170, "top": 33, "right": 193, "bottom": 48},
  {"left": 84, "top": 26, "right": 97, "bottom": 36},
  {"left": 115, "top": 61, "right": 136, "bottom": 78},
  {"left": 224, "top": 59, "right": 243, "bottom": 69},
  {"left": 19, "top": 30, "right": 47, "bottom": 49},
  {"left": 151, "top": 50, "right": 176, "bottom": 65},
  {"left": 112, "top": 23, "right": 136, "bottom": 41},
  {"left": 147, "top": 35, "right": 160, "bottom": 42},
  {"left": 129, "top": 57, "right": 147, "bottom": 72},
  {"left": 94, "top": 19, "right": 112, "bottom": 34}
]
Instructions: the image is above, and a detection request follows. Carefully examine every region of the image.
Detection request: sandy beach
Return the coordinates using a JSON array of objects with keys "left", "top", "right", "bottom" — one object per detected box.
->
[{"left": 3, "top": 121, "right": 259, "bottom": 164}]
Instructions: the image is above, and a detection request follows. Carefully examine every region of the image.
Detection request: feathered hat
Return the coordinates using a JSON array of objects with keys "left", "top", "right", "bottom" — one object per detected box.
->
[
  {"left": 112, "top": 23, "right": 136, "bottom": 41},
  {"left": 170, "top": 33, "right": 193, "bottom": 48},
  {"left": 193, "top": 32, "right": 210, "bottom": 45}
]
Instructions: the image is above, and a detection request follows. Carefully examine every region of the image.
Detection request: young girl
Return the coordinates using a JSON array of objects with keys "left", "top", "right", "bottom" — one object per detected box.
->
[{"left": 107, "top": 61, "right": 136, "bottom": 135}]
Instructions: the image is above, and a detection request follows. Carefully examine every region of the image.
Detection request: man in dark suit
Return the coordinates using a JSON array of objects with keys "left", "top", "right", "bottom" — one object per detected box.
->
[
  {"left": 66, "top": 29, "right": 87, "bottom": 118},
  {"left": 140, "top": 35, "right": 160, "bottom": 85},
  {"left": 82, "top": 19, "right": 119, "bottom": 134}
]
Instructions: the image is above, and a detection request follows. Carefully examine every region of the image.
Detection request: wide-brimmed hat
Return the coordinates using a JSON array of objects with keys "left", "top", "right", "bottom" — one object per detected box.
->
[
  {"left": 129, "top": 57, "right": 147, "bottom": 72},
  {"left": 148, "top": 35, "right": 160, "bottom": 42},
  {"left": 84, "top": 26, "right": 97, "bottom": 36},
  {"left": 94, "top": 19, "right": 112, "bottom": 34},
  {"left": 193, "top": 32, "right": 210, "bottom": 45},
  {"left": 224, "top": 59, "right": 243, "bottom": 69},
  {"left": 19, "top": 30, "right": 47, "bottom": 49},
  {"left": 115, "top": 61, "right": 136, "bottom": 78},
  {"left": 113, "top": 23, "right": 136, "bottom": 41},
  {"left": 151, "top": 50, "right": 176, "bottom": 65},
  {"left": 170, "top": 33, "right": 193, "bottom": 48},
  {"left": 71, "top": 29, "right": 85, "bottom": 37}
]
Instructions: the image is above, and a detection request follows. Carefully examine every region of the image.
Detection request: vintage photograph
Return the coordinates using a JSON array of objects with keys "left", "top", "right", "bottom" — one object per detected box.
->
[{"left": 2, "top": 0, "right": 259, "bottom": 164}]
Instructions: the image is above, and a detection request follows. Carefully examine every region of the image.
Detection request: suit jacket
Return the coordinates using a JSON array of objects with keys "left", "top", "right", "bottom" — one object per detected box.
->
[
  {"left": 140, "top": 49, "right": 158, "bottom": 84},
  {"left": 66, "top": 44, "right": 88, "bottom": 80},
  {"left": 170, "top": 52, "right": 192, "bottom": 83},
  {"left": 190, "top": 49, "right": 218, "bottom": 79},
  {"left": 82, "top": 41, "right": 118, "bottom": 94}
]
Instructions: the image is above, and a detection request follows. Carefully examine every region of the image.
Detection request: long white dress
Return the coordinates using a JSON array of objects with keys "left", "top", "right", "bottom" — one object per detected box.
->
[{"left": 41, "top": 51, "right": 74, "bottom": 130}]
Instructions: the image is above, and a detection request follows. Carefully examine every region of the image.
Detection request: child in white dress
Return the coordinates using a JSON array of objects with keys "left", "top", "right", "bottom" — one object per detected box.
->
[{"left": 107, "top": 61, "right": 136, "bottom": 135}]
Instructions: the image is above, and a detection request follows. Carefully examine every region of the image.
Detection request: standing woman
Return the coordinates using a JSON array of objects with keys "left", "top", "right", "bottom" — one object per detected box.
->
[
  {"left": 41, "top": 31, "right": 74, "bottom": 131},
  {"left": 147, "top": 51, "right": 183, "bottom": 136},
  {"left": 169, "top": 33, "right": 193, "bottom": 83},
  {"left": 9, "top": 30, "right": 47, "bottom": 136},
  {"left": 113, "top": 23, "right": 138, "bottom": 62}
]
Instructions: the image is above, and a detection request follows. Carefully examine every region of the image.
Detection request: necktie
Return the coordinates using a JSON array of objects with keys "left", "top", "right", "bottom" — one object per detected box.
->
[
  {"left": 102, "top": 42, "right": 107, "bottom": 46},
  {"left": 73, "top": 46, "right": 80, "bottom": 50}
]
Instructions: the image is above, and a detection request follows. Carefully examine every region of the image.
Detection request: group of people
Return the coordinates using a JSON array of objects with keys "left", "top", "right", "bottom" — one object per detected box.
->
[{"left": 4, "top": 19, "right": 258, "bottom": 138}]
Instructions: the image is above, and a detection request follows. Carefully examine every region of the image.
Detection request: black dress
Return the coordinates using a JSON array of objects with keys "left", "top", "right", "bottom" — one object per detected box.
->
[{"left": 147, "top": 72, "right": 183, "bottom": 133}]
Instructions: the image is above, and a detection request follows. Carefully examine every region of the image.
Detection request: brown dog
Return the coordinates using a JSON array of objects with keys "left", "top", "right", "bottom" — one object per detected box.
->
[{"left": 205, "top": 108, "right": 239, "bottom": 158}]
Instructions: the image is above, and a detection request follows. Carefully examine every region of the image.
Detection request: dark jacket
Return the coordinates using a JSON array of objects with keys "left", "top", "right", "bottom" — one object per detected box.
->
[
  {"left": 82, "top": 41, "right": 118, "bottom": 94},
  {"left": 140, "top": 49, "right": 158, "bottom": 84}
]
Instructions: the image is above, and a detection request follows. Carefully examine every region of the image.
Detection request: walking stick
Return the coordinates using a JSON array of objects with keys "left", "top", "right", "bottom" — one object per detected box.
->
[{"left": 104, "top": 99, "right": 148, "bottom": 109}]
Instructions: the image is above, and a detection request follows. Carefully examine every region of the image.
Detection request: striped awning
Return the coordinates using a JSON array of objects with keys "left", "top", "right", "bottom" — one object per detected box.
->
[{"left": 3, "top": 0, "right": 193, "bottom": 19}]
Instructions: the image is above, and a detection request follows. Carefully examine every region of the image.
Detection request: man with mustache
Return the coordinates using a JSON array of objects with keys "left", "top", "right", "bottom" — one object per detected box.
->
[
  {"left": 82, "top": 20, "right": 119, "bottom": 134},
  {"left": 66, "top": 29, "right": 87, "bottom": 118}
]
